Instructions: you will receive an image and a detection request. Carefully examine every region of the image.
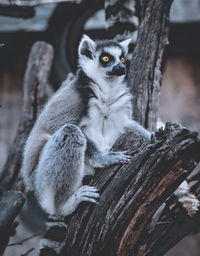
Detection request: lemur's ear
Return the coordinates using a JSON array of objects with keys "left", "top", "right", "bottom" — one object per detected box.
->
[
  {"left": 78, "top": 34, "right": 95, "bottom": 59},
  {"left": 119, "top": 38, "right": 132, "bottom": 55}
]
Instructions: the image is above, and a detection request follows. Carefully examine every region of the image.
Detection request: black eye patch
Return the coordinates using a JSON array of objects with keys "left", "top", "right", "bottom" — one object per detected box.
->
[
  {"left": 120, "top": 53, "right": 125, "bottom": 60},
  {"left": 99, "top": 52, "right": 114, "bottom": 67},
  {"left": 119, "top": 54, "right": 126, "bottom": 64}
]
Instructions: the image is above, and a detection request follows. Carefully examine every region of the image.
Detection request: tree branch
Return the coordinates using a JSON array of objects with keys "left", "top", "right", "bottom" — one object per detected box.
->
[
  {"left": 128, "top": 0, "right": 173, "bottom": 131},
  {"left": 0, "top": 41, "right": 53, "bottom": 193},
  {"left": 0, "top": 191, "right": 25, "bottom": 255},
  {"left": 0, "top": 0, "right": 82, "bottom": 7},
  {"left": 54, "top": 123, "right": 200, "bottom": 256},
  {"left": 104, "top": 0, "right": 139, "bottom": 43}
]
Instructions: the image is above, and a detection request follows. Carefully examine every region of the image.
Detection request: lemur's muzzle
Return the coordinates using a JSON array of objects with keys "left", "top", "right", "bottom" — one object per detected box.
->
[{"left": 108, "top": 63, "right": 126, "bottom": 76}]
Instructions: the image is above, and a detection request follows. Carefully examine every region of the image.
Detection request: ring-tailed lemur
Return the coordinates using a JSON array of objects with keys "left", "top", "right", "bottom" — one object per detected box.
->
[{"left": 21, "top": 35, "right": 150, "bottom": 217}]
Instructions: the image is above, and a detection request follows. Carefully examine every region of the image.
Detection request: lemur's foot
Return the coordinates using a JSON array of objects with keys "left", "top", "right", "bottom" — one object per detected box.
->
[
  {"left": 75, "top": 185, "right": 100, "bottom": 204},
  {"left": 107, "top": 151, "right": 131, "bottom": 164},
  {"left": 61, "top": 186, "right": 100, "bottom": 216}
]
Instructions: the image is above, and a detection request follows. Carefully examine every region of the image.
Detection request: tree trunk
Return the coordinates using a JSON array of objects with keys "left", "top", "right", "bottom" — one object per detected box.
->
[
  {"left": 0, "top": 42, "right": 53, "bottom": 254},
  {"left": 128, "top": 0, "right": 172, "bottom": 132},
  {"left": 55, "top": 123, "right": 200, "bottom": 256},
  {"left": 0, "top": 41, "right": 53, "bottom": 193},
  {"left": 104, "top": 0, "right": 139, "bottom": 43},
  {"left": 0, "top": 0, "right": 80, "bottom": 7},
  {"left": 0, "top": 191, "right": 25, "bottom": 255}
]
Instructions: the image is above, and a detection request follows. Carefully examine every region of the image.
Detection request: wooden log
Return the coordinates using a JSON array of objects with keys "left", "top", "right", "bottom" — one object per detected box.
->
[
  {"left": 125, "top": 1, "right": 200, "bottom": 254},
  {"left": 54, "top": 123, "right": 200, "bottom": 256},
  {"left": 0, "top": 41, "right": 53, "bottom": 193},
  {"left": 0, "top": 191, "right": 25, "bottom": 255},
  {"left": 104, "top": 0, "right": 139, "bottom": 43},
  {"left": 128, "top": 0, "right": 173, "bottom": 131},
  {"left": 144, "top": 193, "right": 200, "bottom": 256},
  {"left": 0, "top": 0, "right": 80, "bottom": 7}
]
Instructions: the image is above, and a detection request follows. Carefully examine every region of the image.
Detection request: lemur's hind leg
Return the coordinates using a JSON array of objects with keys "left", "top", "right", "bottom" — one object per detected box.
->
[{"left": 34, "top": 124, "right": 99, "bottom": 217}]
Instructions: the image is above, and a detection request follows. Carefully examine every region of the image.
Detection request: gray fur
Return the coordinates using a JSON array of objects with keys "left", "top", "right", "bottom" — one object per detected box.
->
[
  {"left": 34, "top": 124, "right": 86, "bottom": 215},
  {"left": 21, "top": 35, "right": 150, "bottom": 217}
]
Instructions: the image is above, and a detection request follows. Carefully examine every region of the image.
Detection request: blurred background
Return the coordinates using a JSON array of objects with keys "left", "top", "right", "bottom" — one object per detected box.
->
[{"left": 0, "top": 0, "right": 200, "bottom": 255}]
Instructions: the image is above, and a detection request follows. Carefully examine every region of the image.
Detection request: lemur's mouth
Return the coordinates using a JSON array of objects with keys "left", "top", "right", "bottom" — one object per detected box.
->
[
  {"left": 107, "top": 70, "right": 126, "bottom": 76},
  {"left": 107, "top": 64, "right": 126, "bottom": 76}
]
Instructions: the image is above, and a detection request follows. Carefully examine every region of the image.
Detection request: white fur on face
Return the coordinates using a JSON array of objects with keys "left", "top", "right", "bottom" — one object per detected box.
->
[
  {"left": 79, "top": 45, "right": 126, "bottom": 84},
  {"left": 103, "top": 46, "right": 122, "bottom": 60},
  {"left": 119, "top": 38, "right": 132, "bottom": 55},
  {"left": 78, "top": 34, "right": 95, "bottom": 58}
]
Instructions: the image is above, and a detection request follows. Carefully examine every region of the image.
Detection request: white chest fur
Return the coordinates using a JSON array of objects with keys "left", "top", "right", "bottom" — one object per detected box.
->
[{"left": 80, "top": 79, "right": 133, "bottom": 152}]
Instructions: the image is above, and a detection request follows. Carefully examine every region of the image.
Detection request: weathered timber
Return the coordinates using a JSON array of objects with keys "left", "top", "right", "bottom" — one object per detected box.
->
[
  {"left": 0, "top": 0, "right": 79, "bottom": 7},
  {"left": 0, "top": 41, "right": 53, "bottom": 193},
  {"left": 0, "top": 191, "right": 25, "bottom": 256},
  {"left": 104, "top": 0, "right": 139, "bottom": 43},
  {"left": 54, "top": 123, "right": 200, "bottom": 256},
  {"left": 144, "top": 193, "right": 200, "bottom": 256},
  {"left": 141, "top": 165, "right": 200, "bottom": 255},
  {"left": 125, "top": 1, "right": 200, "bottom": 253},
  {"left": 128, "top": 0, "right": 173, "bottom": 131}
]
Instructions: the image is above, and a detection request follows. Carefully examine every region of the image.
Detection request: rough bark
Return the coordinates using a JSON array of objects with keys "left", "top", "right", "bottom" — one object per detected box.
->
[
  {"left": 0, "top": 0, "right": 81, "bottom": 7},
  {"left": 124, "top": 1, "right": 200, "bottom": 254},
  {"left": 0, "top": 41, "right": 53, "bottom": 193},
  {"left": 0, "top": 41, "right": 53, "bottom": 256},
  {"left": 128, "top": 0, "right": 172, "bottom": 132},
  {"left": 0, "top": 191, "right": 25, "bottom": 255},
  {"left": 141, "top": 164, "right": 200, "bottom": 255},
  {"left": 144, "top": 192, "right": 200, "bottom": 256},
  {"left": 49, "top": 123, "right": 200, "bottom": 256},
  {"left": 104, "top": 0, "right": 139, "bottom": 43}
]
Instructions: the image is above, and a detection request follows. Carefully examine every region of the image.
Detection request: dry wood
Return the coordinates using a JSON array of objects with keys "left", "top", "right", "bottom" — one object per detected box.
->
[
  {"left": 0, "top": 0, "right": 80, "bottom": 7},
  {"left": 144, "top": 193, "right": 200, "bottom": 256},
  {"left": 104, "top": 0, "right": 138, "bottom": 42},
  {"left": 0, "top": 191, "right": 25, "bottom": 255},
  {"left": 128, "top": 0, "right": 173, "bottom": 132},
  {"left": 0, "top": 41, "right": 53, "bottom": 256},
  {"left": 49, "top": 123, "right": 200, "bottom": 256},
  {"left": 0, "top": 41, "right": 53, "bottom": 193}
]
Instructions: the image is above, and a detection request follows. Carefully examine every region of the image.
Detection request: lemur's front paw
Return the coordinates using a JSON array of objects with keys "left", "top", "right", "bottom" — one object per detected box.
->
[
  {"left": 108, "top": 151, "right": 131, "bottom": 165},
  {"left": 90, "top": 151, "right": 131, "bottom": 168},
  {"left": 75, "top": 185, "right": 100, "bottom": 204}
]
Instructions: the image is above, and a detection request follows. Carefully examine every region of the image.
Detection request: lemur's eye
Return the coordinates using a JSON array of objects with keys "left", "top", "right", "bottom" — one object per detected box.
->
[
  {"left": 120, "top": 57, "right": 125, "bottom": 63},
  {"left": 102, "top": 56, "right": 109, "bottom": 62}
]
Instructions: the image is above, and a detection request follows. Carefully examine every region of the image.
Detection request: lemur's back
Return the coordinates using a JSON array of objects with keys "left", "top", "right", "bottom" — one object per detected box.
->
[
  {"left": 22, "top": 78, "right": 83, "bottom": 191},
  {"left": 36, "top": 79, "right": 83, "bottom": 134}
]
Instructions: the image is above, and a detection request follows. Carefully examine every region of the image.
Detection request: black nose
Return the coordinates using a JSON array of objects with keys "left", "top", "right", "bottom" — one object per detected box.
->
[{"left": 109, "top": 63, "right": 126, "bottom": 76}]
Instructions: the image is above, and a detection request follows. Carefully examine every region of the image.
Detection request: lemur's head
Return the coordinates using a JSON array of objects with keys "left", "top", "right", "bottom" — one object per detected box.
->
[{"left": 78, "top": 35, "right": 131, "bottom": 80}]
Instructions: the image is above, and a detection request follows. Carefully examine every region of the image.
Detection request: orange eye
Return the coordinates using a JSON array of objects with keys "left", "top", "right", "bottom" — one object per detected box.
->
[
  {"left": 120, "top": 57, "right": 125, "bottom": 63},
  {"left": 102, "top": 56, "right": 109, "bottom": 62}
]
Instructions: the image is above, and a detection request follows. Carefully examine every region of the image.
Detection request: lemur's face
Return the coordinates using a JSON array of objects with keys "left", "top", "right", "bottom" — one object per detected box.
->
[{"left": 78, "top": 35, "right": 131, "bottom": 80}]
